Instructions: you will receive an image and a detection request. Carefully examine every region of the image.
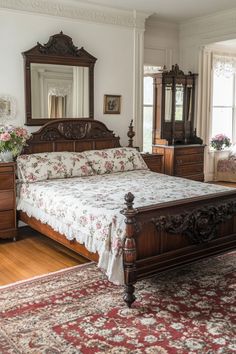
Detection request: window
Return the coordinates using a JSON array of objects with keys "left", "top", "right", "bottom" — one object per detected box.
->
[
  {"left": 212, "top": 56, "right": 236, "bottom": 143},
  {"left": 143, "top": 75, "right": 154, "bottom": 152},
  {"left": 143, "top": 66, "right": 161, "bottom": 152}
]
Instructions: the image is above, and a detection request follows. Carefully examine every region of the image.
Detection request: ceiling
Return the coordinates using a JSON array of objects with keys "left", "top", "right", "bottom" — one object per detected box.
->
[{"left": 77, "top": 0, "right": 236, "bottom": 22}]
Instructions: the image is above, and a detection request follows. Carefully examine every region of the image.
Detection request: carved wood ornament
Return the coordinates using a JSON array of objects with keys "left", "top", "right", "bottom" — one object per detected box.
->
[
  {"left": 152, "top": 200, "right": 236, "bottom": 244},
  {"left": 23, "top": 119, "right": 121, "bottom": 154},
  {"left": 121, "top": 192, "right": 137, "bottom": 308}
]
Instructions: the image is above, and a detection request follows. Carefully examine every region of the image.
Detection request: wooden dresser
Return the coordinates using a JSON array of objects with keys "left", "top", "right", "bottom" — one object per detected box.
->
[
  {"left": 141, "top": 153, "right": 164, "bottom": 173},
  {"left": 0, "top": 162, "right": 17, "bottom": 240},
  {"left": 152, "top": 145, "right": 205, "bottom": 181}
]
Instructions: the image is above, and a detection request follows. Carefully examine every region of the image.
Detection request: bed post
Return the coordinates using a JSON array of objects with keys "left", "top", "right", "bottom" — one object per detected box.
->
[
  {"left": 121, "top": 192, "right": 138, "bottom": 308},
  {"left": 127, "top": 120, "right": 135, "bottom": 148}
]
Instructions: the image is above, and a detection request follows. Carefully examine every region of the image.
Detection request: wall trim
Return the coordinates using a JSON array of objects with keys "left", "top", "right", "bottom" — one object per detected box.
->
[
  {"left": 0, "top": 0, "right": 150, "bottom": 29},
  {"left": 180, "top": 7, "right": 236, "bottom": 45}
]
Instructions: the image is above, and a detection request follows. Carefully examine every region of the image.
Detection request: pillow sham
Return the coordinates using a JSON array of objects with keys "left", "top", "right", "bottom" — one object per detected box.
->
[
  {"left": 85, "top": 147, "right": 148, "bottom": 175},
  {"left": 17, "top": 151, "right": 93, "bottom": 183},
  {"left": 228, "top": 145, "right": 236, "bottom": 160}
]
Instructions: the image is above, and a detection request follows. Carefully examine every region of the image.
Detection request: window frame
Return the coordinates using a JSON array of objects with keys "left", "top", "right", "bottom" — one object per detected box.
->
[{"left": 211, "top": 69, "right": 236, "bottom": 144}]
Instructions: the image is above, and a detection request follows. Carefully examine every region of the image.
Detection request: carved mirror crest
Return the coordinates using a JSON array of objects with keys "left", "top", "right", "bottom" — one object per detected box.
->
[{"left": 22, "top": 31, "right": 97, "bottom": 126}]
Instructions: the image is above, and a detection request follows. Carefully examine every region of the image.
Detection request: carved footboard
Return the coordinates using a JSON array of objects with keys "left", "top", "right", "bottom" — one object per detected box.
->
[{"left": 121, "top": 190, "right": 236, "bottom": 307}]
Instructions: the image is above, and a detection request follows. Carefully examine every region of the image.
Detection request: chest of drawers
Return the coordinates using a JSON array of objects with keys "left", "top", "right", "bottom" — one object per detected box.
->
[
  {"left": 0, "top": 162, "right": 17, "bottom": 240},
  {"left": 152, "top": 145, "right": 205, "bottom": 181}
]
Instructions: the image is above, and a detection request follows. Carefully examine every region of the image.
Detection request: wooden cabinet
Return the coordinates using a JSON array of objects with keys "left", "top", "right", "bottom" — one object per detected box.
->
[
  {"left": 151, "top": 64, "right": 205, "bottom": 181},
  {"left": 141, "top": 153, "right": 164, "bottom": 173},
  {"left": 0, "top": 162, "right": 17, "bottom": 240},
  {"left": 152, "top": 145, "right": 205, "bottom": 181},
  {"left": 152, "top": 64, "right": 202, "bottom": 146}
]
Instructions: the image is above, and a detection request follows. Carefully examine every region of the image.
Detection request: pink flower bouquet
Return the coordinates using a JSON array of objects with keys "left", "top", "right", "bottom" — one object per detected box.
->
[
  {"left": 210, "top": 134, "right": 231, "bottom": 151},
  {"left": 0, "top": 126, "right": 30, "bottom": 157}
]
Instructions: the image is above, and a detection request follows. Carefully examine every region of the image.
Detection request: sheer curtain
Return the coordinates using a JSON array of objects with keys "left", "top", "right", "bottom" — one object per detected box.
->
[
  {"left": 213, "top": 54, "right": 236, "bottom": 78},
  {"left": 196, "top": 48, "right": 236, "bottom": 180},
  {"left": 48, "top": 95, "right": 67, "bottom": 118},
  {"left": 196, "top": 47, "right": 213, "bottom": 145}
]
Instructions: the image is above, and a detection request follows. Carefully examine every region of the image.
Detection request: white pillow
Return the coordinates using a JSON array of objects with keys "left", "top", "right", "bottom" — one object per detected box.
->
[
  {"left": 229, "top": 145, "right": 236, "bottom": 160},
  {"left": 17, "top": 151, "right": 94, "bottom": 183},
  {"left": 85, "top": 147, "right": 148, "bottom": 175}
]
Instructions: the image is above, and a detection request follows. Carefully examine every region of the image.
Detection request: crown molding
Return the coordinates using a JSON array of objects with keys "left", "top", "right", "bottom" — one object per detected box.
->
[
  {"left": 0, "top": 0, "right": 151, "bottom": 29},
  {"left": 146, "top": 14, "right": 178, "bottom": 30},
  {"left": 180, "top": 7, "right": 236, "bottom": 43}
]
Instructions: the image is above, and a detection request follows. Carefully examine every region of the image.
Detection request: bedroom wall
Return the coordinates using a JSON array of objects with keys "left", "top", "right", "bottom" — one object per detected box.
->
[
  {"left": 144, "top": 16, "right": 179, "bottom": 68},
  {"left": 0, "top": 4, "right": 148, "bottom": 146},
  {"left": 179, "top": 8, "right": 236, "bottom": 180}
]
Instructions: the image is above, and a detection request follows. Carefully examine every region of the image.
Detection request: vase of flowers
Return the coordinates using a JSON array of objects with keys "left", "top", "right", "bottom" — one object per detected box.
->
[
  {"left": 0, "top": 126, "right": 30, "bottom": 162},
  {"left": 210, "top": 134, "right": 231, "bottom": 151}
]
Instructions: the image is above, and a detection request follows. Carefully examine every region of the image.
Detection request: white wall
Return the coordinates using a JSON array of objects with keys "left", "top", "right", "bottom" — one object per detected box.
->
[
  {"left": 144, "top": 16, "right": 179, "bottom": 68},
  {"left": 0, "top": 8, "right": 139, "bottom": 146}
]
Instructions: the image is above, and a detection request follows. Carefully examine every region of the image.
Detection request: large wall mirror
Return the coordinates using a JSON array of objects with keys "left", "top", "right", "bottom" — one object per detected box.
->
[{"left": 22, "top": 32, "right": 97, "bottom": 125}]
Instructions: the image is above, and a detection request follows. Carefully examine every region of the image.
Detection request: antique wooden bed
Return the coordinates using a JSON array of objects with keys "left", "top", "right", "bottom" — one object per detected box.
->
[{"left": 18, "top": 119, "right": 236, "bottom": 307}]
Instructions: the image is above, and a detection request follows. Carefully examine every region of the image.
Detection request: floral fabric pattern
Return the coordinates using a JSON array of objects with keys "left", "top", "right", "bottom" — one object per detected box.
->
[
  {"left": 217, "top": 159, "right": 236, "bottom": 173},
  {"left": 85, "top": 147, "right": 148, "bottom": 174},
  {"left": 216, "top": 158, "right": 236, "bottom": 182},
  {"left": 17, "top": 170, "right": 234, "bottom": 284},
  {"left": 16, "top": 151, "right": 93, "bottom": 183}
]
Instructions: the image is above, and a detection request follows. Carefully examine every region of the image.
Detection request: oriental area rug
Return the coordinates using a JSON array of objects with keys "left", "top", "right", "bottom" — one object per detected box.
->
[{"left": 0, "top": 252, "right": 235, "bottom": 354}]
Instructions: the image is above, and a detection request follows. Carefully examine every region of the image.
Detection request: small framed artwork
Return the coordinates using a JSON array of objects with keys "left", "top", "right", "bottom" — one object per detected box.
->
[
  {"left": 0, "top": 95, "right": 16, "bottom": 123},
  {"left": 104, "top": 94, "right": 121, "bottom": 114}
]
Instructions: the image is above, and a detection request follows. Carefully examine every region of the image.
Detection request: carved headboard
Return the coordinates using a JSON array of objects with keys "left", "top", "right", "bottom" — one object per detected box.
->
[{"left": 23, "top": 119, "right": 121, "bottom": 154}]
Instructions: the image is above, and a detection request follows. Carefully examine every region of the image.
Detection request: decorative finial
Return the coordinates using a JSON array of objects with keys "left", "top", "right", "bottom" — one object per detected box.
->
[{"left": 127, "top": 120, "right": 135, "bottom": 148}]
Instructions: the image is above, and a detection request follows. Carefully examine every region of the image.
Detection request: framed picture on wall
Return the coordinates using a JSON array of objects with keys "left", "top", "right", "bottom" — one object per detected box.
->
[{"left": 104, "top": 94, "right": 121, "bottom": 114}]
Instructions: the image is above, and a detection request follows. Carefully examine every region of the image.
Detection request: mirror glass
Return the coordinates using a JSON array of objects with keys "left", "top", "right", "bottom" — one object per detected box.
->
[
  {"left": 31, "top": 63, "right": 89, "bottom": 119},
  {"left": 22, "top": 32, "right": 96, "bottom": 125},
  {"left": 164, "top": 84, "right": 172, "bottom": 122},
  {"left": 175, "top": 84, "right": 184, "bottom": 121}
]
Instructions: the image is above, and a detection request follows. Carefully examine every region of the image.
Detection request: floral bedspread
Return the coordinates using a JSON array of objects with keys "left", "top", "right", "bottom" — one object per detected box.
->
[{"left": 17, "top": 170, "right": 233, "bottom": 284}]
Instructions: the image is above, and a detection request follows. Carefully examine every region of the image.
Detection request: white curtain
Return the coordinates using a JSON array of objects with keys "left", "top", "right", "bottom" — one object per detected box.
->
[
  {"left": 196, "top": 49, "right": 236, "bottom": 181},
  {"left": 213, "top": 54, "right": 236, "bottom": 78},
  {"left": 196, "top": 47, "right": 213, "bottom": 181},
  {"left": 72, "top": 67, "right": 89, "bottom": 117},
  {"left": 196, "top": 47, "right": 213, "bottom": 145}
]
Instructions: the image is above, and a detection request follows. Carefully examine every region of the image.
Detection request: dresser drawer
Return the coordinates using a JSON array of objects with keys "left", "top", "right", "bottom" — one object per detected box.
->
[
  {"left": 0, "top": 191, "right": 14, "bottom": 210},
  {"left": 176, "top": 163, "right": 203, "bottom": 176},
  {"left": 0, "top": 174, "right": 14, "bottom": 190},
  {"left": 184, "top": 174, "right": 204, "bottom": 182},
  {"left": 0, "top": 210, "right": 15, "bottom": 230},
  {"left": 175, "top": 153, "right": 204, "bottom": 165},
  {"left": 175, "top": 147, "right": 205, "bottom": 156}
]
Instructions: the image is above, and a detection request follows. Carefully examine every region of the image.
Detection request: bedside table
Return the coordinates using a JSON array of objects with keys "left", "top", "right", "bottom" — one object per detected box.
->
[
  {"left": 0, "top": 162, "right": 17, "bottom": 240},
  {"left": 141, "top": 153, "right": 164, "bottom": 173}
]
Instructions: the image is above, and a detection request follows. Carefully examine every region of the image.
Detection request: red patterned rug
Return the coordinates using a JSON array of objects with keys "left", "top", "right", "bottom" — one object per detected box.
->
[{"left": 0, "top": 252, "right": 235, "bottom": 354}]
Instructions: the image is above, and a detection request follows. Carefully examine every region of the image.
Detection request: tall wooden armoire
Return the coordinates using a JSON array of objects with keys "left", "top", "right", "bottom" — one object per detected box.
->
[{"left": 152, "top": 64, "right": 205, "bottom": 181}]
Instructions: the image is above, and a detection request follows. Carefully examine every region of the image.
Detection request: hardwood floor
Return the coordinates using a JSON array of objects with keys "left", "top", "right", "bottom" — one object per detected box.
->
[
  {"left": 1, "top": 181, "right": 235, "bottom": 287},
  {"left": 0, "top": 227, "right": 89, "bottom": 286}
]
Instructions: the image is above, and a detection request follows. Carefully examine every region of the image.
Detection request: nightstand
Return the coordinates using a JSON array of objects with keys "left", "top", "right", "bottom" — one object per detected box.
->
[
  {"left": 141, "top": 153, "right": 164, "bottom": 173},
  {"left": 0, "top": 162, "right": 17, "bottom": 240}
]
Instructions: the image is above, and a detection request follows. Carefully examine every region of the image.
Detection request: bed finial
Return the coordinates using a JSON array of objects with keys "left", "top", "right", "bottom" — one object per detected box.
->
[
  {"left": 121, "top": 192, "right": 137, "bottom": 308},
  {"left": 127, "top": 120, "right": 135, "bottom": 148}
]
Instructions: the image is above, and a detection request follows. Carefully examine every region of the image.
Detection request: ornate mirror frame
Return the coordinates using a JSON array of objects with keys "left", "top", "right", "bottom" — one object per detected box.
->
[{"left": 22, "top": 31, "right": 97, "bottom": 126}]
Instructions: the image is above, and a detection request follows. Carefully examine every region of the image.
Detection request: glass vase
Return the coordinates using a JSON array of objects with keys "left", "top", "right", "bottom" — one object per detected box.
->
[{"left": 0, "top": 150, "right": 14, "bottom": 162}]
